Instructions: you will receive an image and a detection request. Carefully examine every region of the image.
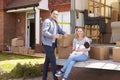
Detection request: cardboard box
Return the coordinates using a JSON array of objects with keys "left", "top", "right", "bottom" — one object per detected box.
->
[
  {"left": 11, "top": 38, "right": 18, "bottom": 46},
  {"left": 116, "top": 41, "right": 120, "bottom": 47},
  {"left": 58, "top": 34, "right": 74, "bottom": 48},
  {"left": 58, "top": 46, "right": 72, "bottom": 59},
  {"left": 23, "top": 47, "right": 31, "bottom": 54},
  {"left": 89, "top": 46, "right": 110, "bottom": 60},
  {"left": 11, "top": 46, "right": 19, "bottom": 53},
  {"left": 12, "top": 38, "right": 24, "bottom": 47},
  {"left": 19, "top": 47, "right": 25, "bottom": 54},
  {"left": 113, "top": 47, "right": 120, "bottom": 62},
  {"left": 28, "top": 49, "right": 35, "bottom": 55},
  {"left": 16, "top": 40, "right": 24, "bottom": 46},
  {"left": 103, "top": 33, "right": 112, "bottom": 43}
]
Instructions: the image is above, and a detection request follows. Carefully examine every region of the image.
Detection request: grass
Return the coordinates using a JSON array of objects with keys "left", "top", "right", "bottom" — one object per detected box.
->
[{"left": 0, "top": 52, "right": 45, "bottom": 72}]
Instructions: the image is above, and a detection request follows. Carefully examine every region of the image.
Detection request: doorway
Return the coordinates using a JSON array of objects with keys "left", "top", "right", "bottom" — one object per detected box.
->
[
  {"left": 26, "top": 12, "right": 36, "bottom": 49},
  {"left": 26, "top": 19, "right": 35, "bottom": 49},
  {"left": 30, "top": 19, "right": 35, "bottom": 49}
]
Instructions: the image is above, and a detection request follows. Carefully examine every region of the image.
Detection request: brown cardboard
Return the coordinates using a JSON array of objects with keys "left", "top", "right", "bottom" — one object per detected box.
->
[
  {"left": 103, "top": 33, "right": 112, "bottom": 43},
  {"left": 11, "top": 46, "right": 19, "bottom": 53},
  {"left": 58, "top": 46, "right": 72, "bottom": 59},
  {"left": 28, "top": 49, "right": 35, "bottom": 55},
  {"left": 19, "top": 47, "right": 25, "bottom": 54},
  {"left": 11, "top": 38, "right": 18, "bottom": 46},
  {"left": 89, "top": 46, "right": 110, "bottom": 60},
  {"left": 16, "top": 40, "right": 24, "bottom": 46},
  {"left": 23, "top": 47, "right": 31, "bottom": 54},
  {"left": 58, "top": 34, "right": 74, "bottom": 48},
  {"left": 116, "top": 41, "right": 120, "bottom": 47},
  {"left": 111, "top": 10, "right": 119, "bottom": 21},
  {"left": 11, "top": 38, "right": 24, "bottom": 47},
  {"left": 113, "top": 47, "right": 120, "bottom": 62}
]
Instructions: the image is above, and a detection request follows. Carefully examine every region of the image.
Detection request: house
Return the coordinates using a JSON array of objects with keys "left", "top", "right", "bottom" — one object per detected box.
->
[
  {"left": 0, "top": 0, "right": 71, "bottom": 52},
  {"left": 0, "top": 0, "right": 120, "bottom": 53}
]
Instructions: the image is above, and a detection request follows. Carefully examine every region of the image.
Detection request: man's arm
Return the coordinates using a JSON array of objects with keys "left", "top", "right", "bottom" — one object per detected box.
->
[{"left": 42, "top": 19, "right": 54, "bottom": 39}]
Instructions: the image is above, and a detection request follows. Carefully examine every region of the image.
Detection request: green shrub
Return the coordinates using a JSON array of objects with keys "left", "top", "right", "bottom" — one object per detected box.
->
[
  {"left": 0, "top": 71, "right": 10, "bottom": 80},
  {"left": 0, "top": 63, "right": 43, "bottom": 79}
]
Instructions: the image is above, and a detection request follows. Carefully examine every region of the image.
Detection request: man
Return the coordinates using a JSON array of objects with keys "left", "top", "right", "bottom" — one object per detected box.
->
[{"left": 42, "top": 9, "right": 67, "bottom": 80}]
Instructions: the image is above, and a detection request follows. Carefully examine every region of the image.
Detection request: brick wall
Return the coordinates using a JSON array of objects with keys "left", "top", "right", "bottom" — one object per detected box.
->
[
  {"left": 49, "top": 0, "right": 70, "bottom": 11},
  {"left": 16, "top": 12, "right": 26, "bottom": 41},
  {"left": 0, "top": 0, "right": 12, "bottom": 9},
  {"left": 0, "top": 0, "right": 15, "bottom": 50},
  {"left": 3, "top": 13, "right": 16, "bottom": 50},
  {"left": 0, "top": 0, "right": 4, "bottom": 10},
  {"left": 0, "top": 0, "right": 4, "bottom": 50},
  {"left": 3, "top": 0, "right": 12, "bottom": 9},
  {"left": 0, "top": 12, "right": 16, "bottom": 50},
  {"left": 1, "top": 12, "right": 26, "bottom": 51},
  {"left": 0, "top": 11, "right": 4, "bottom": 50}
]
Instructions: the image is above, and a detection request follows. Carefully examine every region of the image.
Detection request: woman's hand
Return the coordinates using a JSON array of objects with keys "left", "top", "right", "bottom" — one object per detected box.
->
[
  {"left": 75, "top": 48, "right": 81, "bottom": 52},
  {"left": 75, "top": 48, "right": 88, "bottom": 52}
]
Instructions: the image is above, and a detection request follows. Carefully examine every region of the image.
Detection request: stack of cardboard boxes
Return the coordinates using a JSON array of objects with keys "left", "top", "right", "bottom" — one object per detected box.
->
[
  {"left": 57, "top": 34, "right": 74, "bottom": 59},
  {"left": 11, "top": 38, "right": 24, "bottom": 53},
  {"left": 112, "top": 41, "right": 120, "bottom": 62},
  {"left": 11, "top": 38, "right": 35, "bottom": 55},
  {"left": 58, "top": 34, "right": 110, "bottom": 60},
  {"left": 89, "top": 45, "right": 110, "bottom": 60},
  {"left": 57, "top": 34, "right": 120, "bottom": 62}
]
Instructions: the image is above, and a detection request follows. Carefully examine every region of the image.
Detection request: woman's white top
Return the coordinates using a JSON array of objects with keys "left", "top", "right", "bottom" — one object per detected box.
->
[{"left": 72, "top": 37, "right": 92, "bottom": 56}]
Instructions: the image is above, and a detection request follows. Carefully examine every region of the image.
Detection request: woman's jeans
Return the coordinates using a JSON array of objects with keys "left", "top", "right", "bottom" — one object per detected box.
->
[{"left": 61, "top": 53, "right": 88, "bottom": 78}]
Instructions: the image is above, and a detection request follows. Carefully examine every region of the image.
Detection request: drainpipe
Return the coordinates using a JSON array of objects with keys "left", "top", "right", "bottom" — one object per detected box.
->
[{"left": 70, "top": 0, "right": 76, "bottom": 33}]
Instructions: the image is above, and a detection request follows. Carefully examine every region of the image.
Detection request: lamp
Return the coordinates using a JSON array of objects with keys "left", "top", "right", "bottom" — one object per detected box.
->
[{"left": 17, "top": 18, "right": 21, "bottom": 23}]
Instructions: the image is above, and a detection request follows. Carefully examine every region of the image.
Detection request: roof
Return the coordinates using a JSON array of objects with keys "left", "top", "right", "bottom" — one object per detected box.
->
[{"left": 5, "top": 0, "right": 41, "bottom": 10}]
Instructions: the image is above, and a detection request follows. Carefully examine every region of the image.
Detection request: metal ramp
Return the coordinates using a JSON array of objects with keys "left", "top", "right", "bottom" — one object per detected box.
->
[{"left": 56, "top": 59, "right": 120, "bottom": 71}]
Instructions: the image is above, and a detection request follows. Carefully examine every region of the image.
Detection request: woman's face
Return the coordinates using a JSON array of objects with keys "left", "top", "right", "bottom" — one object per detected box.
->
[{"left": 76, "top": 28, "right": 84, "bottom": 36}]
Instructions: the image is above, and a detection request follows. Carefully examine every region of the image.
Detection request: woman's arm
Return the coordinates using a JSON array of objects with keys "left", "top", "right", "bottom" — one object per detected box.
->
[
  {"left": 72, "top": 38, "right": 77, "bottom": 51},
  {"left": 76, "top": 48, "right": 90, "bottom": 52}
]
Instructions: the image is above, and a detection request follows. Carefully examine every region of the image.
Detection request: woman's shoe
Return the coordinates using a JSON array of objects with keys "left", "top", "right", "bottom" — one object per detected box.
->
[
  {"left": 62, "top": 78, "right": 67, "bottom": 80},
  {"left": 55, "top": 71, "right": 63, "bottom": 77}
]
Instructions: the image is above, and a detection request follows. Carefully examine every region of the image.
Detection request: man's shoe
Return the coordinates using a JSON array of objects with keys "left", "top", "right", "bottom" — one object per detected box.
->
[{"left": 55, "top": 71, "right": 63, "bottom": 77}]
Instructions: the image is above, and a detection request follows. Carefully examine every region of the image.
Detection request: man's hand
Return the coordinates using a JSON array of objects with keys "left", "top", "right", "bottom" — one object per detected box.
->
[
  {"left": 63, "top": 34, "right": 68, "bottom": 38},
  {"left": 54, "top": 34, "right": 60, "bottom": 39}
]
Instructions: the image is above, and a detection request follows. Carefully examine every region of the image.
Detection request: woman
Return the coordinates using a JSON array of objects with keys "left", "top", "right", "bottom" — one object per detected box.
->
[{"left": 55, "top": 27, "right": 92, "bottom": 80}]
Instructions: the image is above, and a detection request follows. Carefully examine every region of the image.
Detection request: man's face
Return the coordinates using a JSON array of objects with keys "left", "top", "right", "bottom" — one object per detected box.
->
[{"left": 51, "top": 10, "right": 59, "bottom": 20}]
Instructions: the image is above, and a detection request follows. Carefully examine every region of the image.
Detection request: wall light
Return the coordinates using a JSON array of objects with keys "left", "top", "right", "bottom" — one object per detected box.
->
[{"left": 17, "top": 18, "right": 21, "bottom": 23}]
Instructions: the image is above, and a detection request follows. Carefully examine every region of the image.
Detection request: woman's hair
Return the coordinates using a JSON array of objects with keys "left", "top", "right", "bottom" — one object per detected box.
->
[{"left": 75, "top": 27, "right": 85, "bottom": 39}]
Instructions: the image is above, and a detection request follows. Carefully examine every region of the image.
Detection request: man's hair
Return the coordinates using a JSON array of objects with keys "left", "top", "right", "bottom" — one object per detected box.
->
[{"left": 51, "top": 9, "right": 58, "bottom": 13}]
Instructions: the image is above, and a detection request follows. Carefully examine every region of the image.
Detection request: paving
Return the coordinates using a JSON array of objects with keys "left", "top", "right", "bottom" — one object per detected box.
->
[{"left": 56, "top": 59, "right": 120, "bottom": 71}]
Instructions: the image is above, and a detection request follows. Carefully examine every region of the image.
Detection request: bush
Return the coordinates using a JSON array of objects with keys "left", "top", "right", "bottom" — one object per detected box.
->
[{"left": 0, "top": 63, "right": 43, "bottom": 79}]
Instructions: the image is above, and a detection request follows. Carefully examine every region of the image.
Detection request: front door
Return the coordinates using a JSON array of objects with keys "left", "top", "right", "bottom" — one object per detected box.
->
[{"left": 26, "top": 12, "right": 35, "bottom": 48}]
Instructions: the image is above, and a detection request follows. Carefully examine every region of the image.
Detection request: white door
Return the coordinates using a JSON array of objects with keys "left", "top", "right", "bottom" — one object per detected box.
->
[
  {"left": 57, "top": 11, "right": 71, "bottom": 34},
  {"left": 26, "top": 12, "right": 34, "bottom": 47},
  {"left": 26, "top": 19, "right": 30, "bottom": 47}
]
